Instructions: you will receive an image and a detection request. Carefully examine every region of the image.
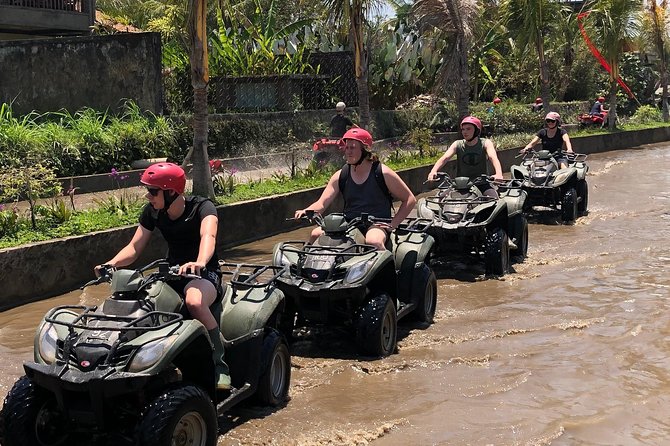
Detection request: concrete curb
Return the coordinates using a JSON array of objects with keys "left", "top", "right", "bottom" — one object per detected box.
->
[{"left": 1, "top": 127, "right": 669, "bottom": 310}]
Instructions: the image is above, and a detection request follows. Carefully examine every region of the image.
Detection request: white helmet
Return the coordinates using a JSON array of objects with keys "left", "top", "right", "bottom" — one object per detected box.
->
[{"left": 336, "top": 102, "right": 346, "bottom": 111}]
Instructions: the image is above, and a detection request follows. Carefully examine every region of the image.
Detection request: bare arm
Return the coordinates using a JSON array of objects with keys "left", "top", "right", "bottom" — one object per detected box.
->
[
  {"left": 484, "top": 140, "right": 504, "bottom": 180},
  {"left": 180, "top": 214, "right": 218, "bottom": 275},
  {"left": 382, "top": 166, "right": 417, "bottom": 229},
  {"left": 562, "top": 133, "right": 573, "bottom": 153},
  {"left": 295, "top": 171, "right": 341, "bottom": 218},
  {"left": 428, "top": 142, "right": 458, "bottom": 180},
  {"left": 100, "top": 225, "right": 152, "bottom": 270},
  {"left": 523, "top": 135, "right": 541, "bottom": 152}
]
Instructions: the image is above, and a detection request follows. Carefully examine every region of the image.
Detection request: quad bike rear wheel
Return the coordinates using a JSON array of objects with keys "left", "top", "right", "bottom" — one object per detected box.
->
[
  {"left": 485, "top": 228, "right": 510, "bottom": 276},
  {"left": 137, "top": 384, "right": 217, "bottom": 446},
  {"left": 1, "top": 376, "right": 69, "bottom": 446},
  {"left": 412, "top": 264, "right": 437, "bottom": 324},
  {"left": 577, "top": 180, "right": 589, "bottom": 216},
  {"left": 510, "top": 214, "right": 529, "bottom": 261},
  {"left": 356, "top": 294, "right": 397, "bottom": 357},
  {"left": 256, "top": 329, "right": 291, "bottom": 406},
  {"left": 562, "top": 187, "right": 578, "bottom": 223}
]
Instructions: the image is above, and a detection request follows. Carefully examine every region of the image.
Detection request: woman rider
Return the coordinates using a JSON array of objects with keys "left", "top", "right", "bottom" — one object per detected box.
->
[{"left": 521, "top": 111, "right": 574, "bottom": 169}]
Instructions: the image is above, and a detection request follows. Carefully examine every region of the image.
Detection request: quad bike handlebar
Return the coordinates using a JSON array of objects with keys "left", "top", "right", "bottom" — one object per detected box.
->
[{"left": 84, "top": 260, "right": 212, "bottom": 290}]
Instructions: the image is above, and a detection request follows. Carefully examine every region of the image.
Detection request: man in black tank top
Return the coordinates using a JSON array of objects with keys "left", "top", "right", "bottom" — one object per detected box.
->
[{"left": 295, "top": 128, "right": 416, "bottom": 250}]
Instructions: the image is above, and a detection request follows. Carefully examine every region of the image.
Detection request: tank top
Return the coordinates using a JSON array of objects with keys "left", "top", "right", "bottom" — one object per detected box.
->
[
  {"left": 341, "top": 162, "right": 392, "bottom": 221},
  {"left": 537, "top": 128, "right": 567, "bottom": 154},
  {"left": 456, "top": 138, "right": 489, "bottom": 180}
]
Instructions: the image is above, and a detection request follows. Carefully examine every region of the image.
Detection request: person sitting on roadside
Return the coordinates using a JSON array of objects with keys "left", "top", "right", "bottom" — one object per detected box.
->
[
  {"left": 531, "top": 97, "right": 544, "bottom": 112},
  {"left": 427, "top": 116, "right": 504, "bottom": 198},
  {"left": 94, "top": 163, "right": 231, "bottom": 390},
  {"left": 590, "top": 96, "right": 608, "bottom": 118},
  {"left": 521, "top": 111, "right": 574, "bottom": 169},
  {"left": 329, "top": 101, "right": 357, "bottom": 138},
  {"left": 295, "top": 128, "right": 416, "bottom": 250}
]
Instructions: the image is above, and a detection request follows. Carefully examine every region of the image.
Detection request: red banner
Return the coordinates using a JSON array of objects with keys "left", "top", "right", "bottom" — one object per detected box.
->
[{"left": 577, "top": 12, "right": 636, "bottom": 99}]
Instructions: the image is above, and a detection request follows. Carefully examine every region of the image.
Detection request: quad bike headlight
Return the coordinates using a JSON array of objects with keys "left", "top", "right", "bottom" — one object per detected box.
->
[
  {"left": 553, "top": 171, "right": 571, "bottom": 185},
  {"left": 37, "top": 323, "right": 58, "bottom": 364},
  {"left": 128, "top": 336, "right": 178, "bottom": 373},
  {"left": 343, "top": 259, "right": 375, "bottom": 284}
]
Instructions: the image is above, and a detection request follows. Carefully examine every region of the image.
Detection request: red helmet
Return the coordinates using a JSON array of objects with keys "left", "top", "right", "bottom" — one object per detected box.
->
[
  {"left": 535, "top": 97, "right": 543, "bottom": 104},
  {"left": 342, "top": 128, "right": 373, "bottom": 148},
  {"left": 598, "top": 96, "right": 605, "bottom": 102},
  {"left": 545, "top": 111, "right": 561, "bottom": 124},
  {"left": 140, "top": 162, "right": 186, "bottom": 194},
  {"left": 493, "top": 97, "right": 502, "bottom": 104},
  {"left": 460, "top": 116, "right": 482, "bottom": 132}
]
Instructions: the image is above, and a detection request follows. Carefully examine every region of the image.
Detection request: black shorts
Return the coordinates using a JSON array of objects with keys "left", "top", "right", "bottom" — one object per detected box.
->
[{"left": 172, "top": 269, "right": 223, "bottom": 303}]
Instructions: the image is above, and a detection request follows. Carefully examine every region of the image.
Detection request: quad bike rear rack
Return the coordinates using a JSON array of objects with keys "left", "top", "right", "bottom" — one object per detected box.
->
[{"left": 218, "top": 262, "right": 287, "bottom": 290}]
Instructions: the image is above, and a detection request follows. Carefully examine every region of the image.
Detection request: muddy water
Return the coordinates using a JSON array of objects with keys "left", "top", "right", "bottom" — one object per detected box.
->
[{"left": 1, "top": 143, "right": 669, "bottom": 445}]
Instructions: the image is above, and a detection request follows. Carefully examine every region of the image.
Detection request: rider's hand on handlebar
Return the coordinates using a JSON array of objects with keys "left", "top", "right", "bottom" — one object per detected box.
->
[
  {"left": 492, "top": 173, "right": 504, "bottom": 181},
  {"left": 427, "top": 171, "right": 438, "bottom": 182},
  {"left": 179, "top": 261, "right": 206, "bottom": 276},
  {"left": 94, "top": 263, "right": 115, "bottom": 278}
]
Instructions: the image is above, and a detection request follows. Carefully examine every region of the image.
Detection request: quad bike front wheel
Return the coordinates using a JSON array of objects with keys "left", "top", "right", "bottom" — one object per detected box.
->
[
  {"left": 412, "top": 264, "right": 437, "bottom": 324},
  {"left": 485, "top": 228, "right": 510, "bottom": 276},
  {"left": 577, "top": 180, "right": 589, "bottom": 216},
  {"left": 256, "top": 329, "right": 291, "bottom": 406},
  {"left": 137, "top": 384, "right": 217, "bottom": 446},
  {"left": 562, "top": 187, "right": 578, "bottom": 223},
  {"left": 1, "top": 375, "right": 69, "bottom": 446},
  {"left": 356, "top": 294, "right": 397, "bottom": 357}
]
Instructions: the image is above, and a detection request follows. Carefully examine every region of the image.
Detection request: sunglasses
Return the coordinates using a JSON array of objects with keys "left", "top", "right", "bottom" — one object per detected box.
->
[
  {"left": 146, "top": 187, "right": 161, "bottom": 197},
  {"left": 545, "top": 119, "right": 556, "bottom": 123}
]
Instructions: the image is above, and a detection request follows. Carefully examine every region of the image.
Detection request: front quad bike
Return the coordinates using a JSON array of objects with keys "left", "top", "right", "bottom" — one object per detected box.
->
[
  {"left": 272, "top": 212, "right": 436, "bottom": 358},
  {"left": 0, "top": 260, "right": 291, "bottom": 446},
  {"left": 416, "top": 174, "right": 527, "bottom": 276},
  {"left": 510, "top": 150, "right": 589, "bottom": 223}
]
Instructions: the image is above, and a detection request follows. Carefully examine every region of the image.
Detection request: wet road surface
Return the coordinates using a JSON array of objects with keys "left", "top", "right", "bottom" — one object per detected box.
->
[{"left": 1, "top": 143, "right": 669, "bottom": 445}]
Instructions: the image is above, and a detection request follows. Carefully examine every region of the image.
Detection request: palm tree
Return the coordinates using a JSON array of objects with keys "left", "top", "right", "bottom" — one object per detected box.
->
[
  {"left": 502, "top": 0, "right": 564, "bottom": 111},
  {"left": 188, "top": 0, "right": 215, "bottom": 197},
  {"left": 590, "top": 0, "right": 641, "bottom": 130},
  {"left": 323, "top": 0, "right": 384, "bottom": 129},
  {"left": 643, "top": 0, "right": 669, "bottom": 121},
  {"left": 413, "top": 0, "right": 478, "bottom": 120}
]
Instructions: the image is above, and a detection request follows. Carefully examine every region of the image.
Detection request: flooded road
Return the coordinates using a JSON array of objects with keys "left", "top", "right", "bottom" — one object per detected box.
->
[{"left": 1, "top": 143, "right": 669, "bottom": 445}]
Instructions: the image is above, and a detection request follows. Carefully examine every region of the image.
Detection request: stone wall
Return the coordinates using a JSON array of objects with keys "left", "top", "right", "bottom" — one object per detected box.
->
[
  {"left": 1, "top": 127, "right": 669, "bottom": 310},
  {"left": 0, "top": 33, "right": 162, "bottom": 116}
]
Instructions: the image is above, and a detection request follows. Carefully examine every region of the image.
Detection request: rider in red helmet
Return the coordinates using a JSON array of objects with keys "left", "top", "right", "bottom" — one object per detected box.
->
[
  {"left": 96, "top": 162, "right": 231, "bottom": 390},
  {"left": 590, "top": 96, "right": 608, "bottom": 118},
  {"left": 427, "top": 116, "right": 504, "bottom": 197},
  {"left": 522, "top": 111, "right": 574, "bottom": 169},
  {"left": 295, "top": 128, "right": 416, "bottom": 250},
  {"left": 531, "top": 97, "right": 544, "bottom": 112}
]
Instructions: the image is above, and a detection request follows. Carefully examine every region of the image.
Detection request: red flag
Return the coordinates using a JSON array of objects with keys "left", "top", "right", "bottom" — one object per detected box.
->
[{"left": 577, "top": 12, "right": 636, "bottom": 99}]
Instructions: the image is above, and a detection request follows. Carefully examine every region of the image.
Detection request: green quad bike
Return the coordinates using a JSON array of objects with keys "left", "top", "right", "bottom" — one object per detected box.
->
[
  {"left": 416, "top": 174, "right": 529, "bottom": 277},
  {"left": 272, "top": 211, "right": 437, "bottom": 358},
  {"left": 510, "top": 150, "right": 589, "bottom": 223},
  {"left": 0, "top": 259, "right": 291, "bottom": 446}
]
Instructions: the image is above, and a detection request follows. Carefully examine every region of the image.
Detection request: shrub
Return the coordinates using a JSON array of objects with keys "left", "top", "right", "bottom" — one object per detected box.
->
[{"left": 629, "top": 105, "right": 662, "bottom": 124}]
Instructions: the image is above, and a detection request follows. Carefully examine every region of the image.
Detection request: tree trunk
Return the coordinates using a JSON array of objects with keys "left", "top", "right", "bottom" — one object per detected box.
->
[
  {"left": 609, "top": 79, "right": 618, "bottom": 131},
  {"left": 444, "top": 0, "right": 470, "bottom": 120},
  {"left": 188, "top": 0, "right": 214, "bottom": 198},
  {"left": 351, "top": 1, "right": 370, "bottom": 129},
  {"left": 536, "top": 39, "right": 551, "bottom": 111}
]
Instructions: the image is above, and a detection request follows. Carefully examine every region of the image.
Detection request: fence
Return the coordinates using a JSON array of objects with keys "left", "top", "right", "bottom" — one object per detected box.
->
[
  {"left": 164, "top": 51, "right": 358, "bottom": 115},
  {"left": 0, "top": 0, "right": 89, "bottom": 12}
]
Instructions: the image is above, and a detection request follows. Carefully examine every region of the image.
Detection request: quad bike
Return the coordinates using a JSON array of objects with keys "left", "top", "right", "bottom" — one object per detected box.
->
[
  {"left": 578, "top": 110, "right": 608, "bottom": 128},
  {"left": 272, "top": 212, "right": 437, "bottom": 358},
  {"left": 312, "top": 138, "right": 345, "bottom": 167},
  {"left": 416, "top": 174, "right": 528, "bottom": 277},
  {"left": 0, "top": 259, "right": 291, "bottom": 446},
  {"left": 510, "top": 150, "right": 589, "bottom": 223}
]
